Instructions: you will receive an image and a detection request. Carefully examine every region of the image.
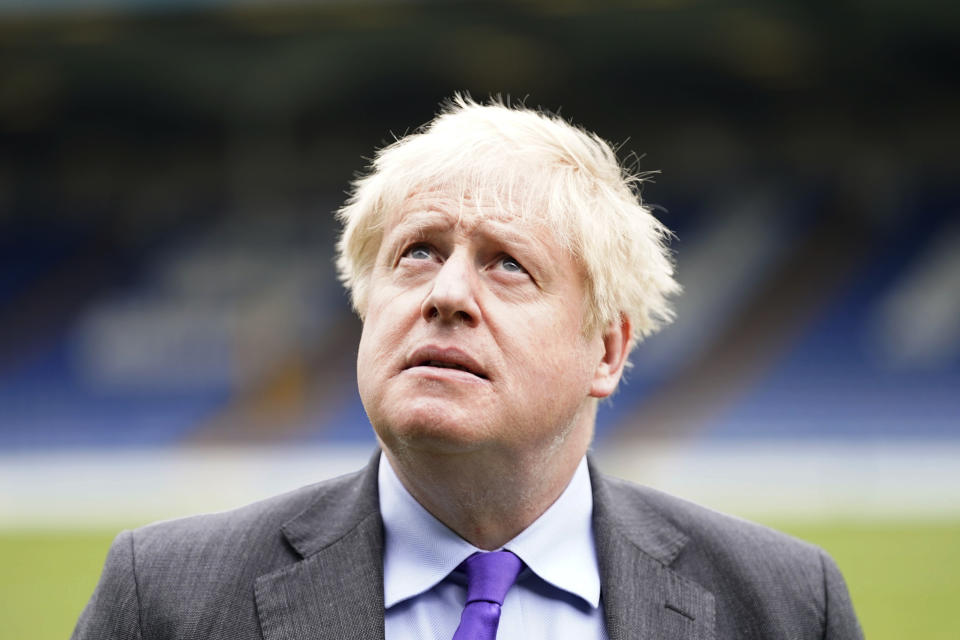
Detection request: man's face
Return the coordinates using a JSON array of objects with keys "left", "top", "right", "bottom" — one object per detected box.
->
[{"left": 356, "top": 189, "right": 614, "bottom": 462}]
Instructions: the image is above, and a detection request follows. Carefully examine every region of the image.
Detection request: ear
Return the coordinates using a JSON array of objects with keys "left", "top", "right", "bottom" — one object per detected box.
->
[{"left": 589, "top": 315, "right": 631, "bottom": 399}]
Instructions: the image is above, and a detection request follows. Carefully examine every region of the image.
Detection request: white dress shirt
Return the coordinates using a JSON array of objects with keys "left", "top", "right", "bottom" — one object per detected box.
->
[{"left": 379, "top": 452, "right": 608, "bottom": 640}]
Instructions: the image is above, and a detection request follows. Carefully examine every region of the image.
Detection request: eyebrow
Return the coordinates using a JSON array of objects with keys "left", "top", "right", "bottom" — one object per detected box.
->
[
  {"left": 388, "top": 208, "right": 457, "bottom": 237},
  {"left": 390, "top": 208, "right": 541, "bottom": 251}
]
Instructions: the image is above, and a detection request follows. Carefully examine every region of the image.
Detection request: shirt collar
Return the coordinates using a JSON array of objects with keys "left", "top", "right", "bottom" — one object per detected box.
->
[
  {"left": 502, "top": 456, "right": 601, "bottom": 607},
  {"left": 379, "top": 452, "right": 601, "bottom": 609}
]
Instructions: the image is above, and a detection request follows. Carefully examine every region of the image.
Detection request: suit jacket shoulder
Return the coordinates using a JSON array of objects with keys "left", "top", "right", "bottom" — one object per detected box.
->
[
  {"left": 72, "top": 462, "right": 385, "bottom": 640},
  {"left": 591, "top": 468, "right": 863, "bottom": 640}
]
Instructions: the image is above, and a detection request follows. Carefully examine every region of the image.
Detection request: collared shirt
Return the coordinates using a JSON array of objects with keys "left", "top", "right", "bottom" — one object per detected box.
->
[{"left": 379, "top": 452, "right": 608, "bottom": 640}]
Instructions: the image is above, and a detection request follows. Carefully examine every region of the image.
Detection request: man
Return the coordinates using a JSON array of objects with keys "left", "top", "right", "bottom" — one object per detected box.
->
[{"left": 74, "top": 96, "right": 863, "bottom": 639}]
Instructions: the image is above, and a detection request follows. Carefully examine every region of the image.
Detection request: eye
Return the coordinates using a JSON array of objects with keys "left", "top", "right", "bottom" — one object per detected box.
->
[
  {"left": 498, "top": 255, "right": 526, "bottom": 274},
  {"left": 402, "top": 244, "right": 433, "bottom": 260}
]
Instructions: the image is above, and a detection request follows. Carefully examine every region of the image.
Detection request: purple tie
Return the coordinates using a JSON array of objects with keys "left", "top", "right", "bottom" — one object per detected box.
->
[{"left": 451, "top": 551, "right": 524, "bottom": 640}]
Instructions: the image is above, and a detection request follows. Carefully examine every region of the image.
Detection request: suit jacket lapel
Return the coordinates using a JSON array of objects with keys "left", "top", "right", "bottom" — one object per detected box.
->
[
  {"left": 252, "top": 453, "right": 716, "bottom": 640},
  {"left": 590, "top": 461, "right": 716, "bottom": 640},
  {"left": 256, "top": 454, "right": 386, "bottom": 640}
]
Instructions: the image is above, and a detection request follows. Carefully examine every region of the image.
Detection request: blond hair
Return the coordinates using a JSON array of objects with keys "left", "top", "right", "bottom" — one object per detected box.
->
[{"left": 336, "top": 94, "right": 680, "bottom": 351}]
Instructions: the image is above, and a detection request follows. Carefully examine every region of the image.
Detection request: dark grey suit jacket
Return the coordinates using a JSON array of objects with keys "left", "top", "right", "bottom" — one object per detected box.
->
[{"left": 73, "top": 455, "right": 863, "bottom": 639}]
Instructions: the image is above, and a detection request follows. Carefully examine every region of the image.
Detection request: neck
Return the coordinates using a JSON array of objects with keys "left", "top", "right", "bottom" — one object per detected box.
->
[{"left": 382, "top": 427, "right": 591, "bottom": 550}]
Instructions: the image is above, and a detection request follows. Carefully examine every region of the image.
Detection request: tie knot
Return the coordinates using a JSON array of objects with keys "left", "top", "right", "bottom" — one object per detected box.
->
[{"left": 460, "top": 551, "right": 524, "bottom": 606}]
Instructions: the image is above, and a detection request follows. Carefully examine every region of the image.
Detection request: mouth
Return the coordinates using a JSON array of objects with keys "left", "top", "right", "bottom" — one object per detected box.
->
[{"left": 405, "top": 347, "right": 488, "bottom": 380}]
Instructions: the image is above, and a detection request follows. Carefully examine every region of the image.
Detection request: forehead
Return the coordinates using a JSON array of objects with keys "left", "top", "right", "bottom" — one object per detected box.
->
[{"left": 386, "top": 188, "right": 549, "bottom": 240}]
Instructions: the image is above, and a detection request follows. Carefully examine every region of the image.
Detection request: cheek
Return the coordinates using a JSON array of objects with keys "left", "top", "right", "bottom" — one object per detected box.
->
[
  {"left": 357, "top": 306, "right": 393, "bottom": 380},
  {"left": 530, "top": 323, "right": 599, "bottom": 391},
  {"left": 362, "top": 288, "right": 416, "bottom": 349},
  {"left": 355, "top": 329, "right": 379, "bottom": 404},
  {"left": 358, "top": 290, "right": 425, "bottom": 392},
  {"left": 531, "top": 306, "right": 592, "bottom": 362},
  {"left": 508, "top": 329, "right": 589, "bottom": 392},
  {"left": 358, "top": 319, "right": 399, "bottom": 379}
]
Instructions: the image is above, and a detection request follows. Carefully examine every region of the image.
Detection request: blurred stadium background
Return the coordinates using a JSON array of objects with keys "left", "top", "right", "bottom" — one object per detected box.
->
[{"left": 0, "top": 1, "right": 957, "bottom": 638}]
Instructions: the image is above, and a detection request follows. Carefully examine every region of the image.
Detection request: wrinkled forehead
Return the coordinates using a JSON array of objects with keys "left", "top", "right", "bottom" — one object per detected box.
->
[
  {"left": 394, "top": 188, "right": 509, "bottom": 225},
  {"left": 385, "top": 184, "right": 561, "bottom": 239}
]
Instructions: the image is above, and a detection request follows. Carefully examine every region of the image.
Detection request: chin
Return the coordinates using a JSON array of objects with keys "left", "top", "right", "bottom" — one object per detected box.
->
[{"left": 374, "top": 409, "right": 492, "bottom": 457}]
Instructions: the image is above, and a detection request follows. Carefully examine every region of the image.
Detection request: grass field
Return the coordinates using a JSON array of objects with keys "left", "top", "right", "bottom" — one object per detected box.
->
[
  {"left": 1, "top": 521, "right": 957, "bottom": 640},
  {"left": 773, "top": 520, "right": 960, "bottom": 640}
]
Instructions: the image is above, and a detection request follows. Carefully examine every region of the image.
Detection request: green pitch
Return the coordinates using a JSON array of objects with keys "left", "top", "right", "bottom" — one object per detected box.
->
[
  {"left": 1, "top": 521, "right": 957, "bottom": 640},
  {"left": 772, "top": 520, "right": 960, "bottom": 640},
  {"left": 0, "top": 531, "right": 116, "bottom": 640}
]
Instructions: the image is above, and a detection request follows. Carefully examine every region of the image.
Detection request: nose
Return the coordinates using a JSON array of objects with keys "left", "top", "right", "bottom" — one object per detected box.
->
[{"left": 421, "top": 251, "right": 481, "bottom": 326}]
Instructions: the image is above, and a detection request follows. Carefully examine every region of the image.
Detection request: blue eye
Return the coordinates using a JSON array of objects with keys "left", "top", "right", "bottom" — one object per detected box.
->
[
  {"left": 500, "top": 256, "right": 525, "bottom": 273},
  {"left": 405, "top": 245, "right": 432, "bottom": 260}
]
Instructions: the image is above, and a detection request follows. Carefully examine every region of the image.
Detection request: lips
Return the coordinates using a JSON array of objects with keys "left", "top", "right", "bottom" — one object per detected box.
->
[{"left": 405, "top": 346, "right": 488, "bottom": 380}]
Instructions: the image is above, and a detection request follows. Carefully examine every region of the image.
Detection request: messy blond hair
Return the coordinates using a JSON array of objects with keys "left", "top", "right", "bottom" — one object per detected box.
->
[{"left": 336, "top": 94, "right": 680, "bottom": 351}]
